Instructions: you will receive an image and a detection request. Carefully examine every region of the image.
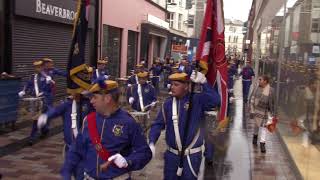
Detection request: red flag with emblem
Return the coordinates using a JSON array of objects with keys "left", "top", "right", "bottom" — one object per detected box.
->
[{"left": 196, "top": 0, "right": 228, "bottom": 123}]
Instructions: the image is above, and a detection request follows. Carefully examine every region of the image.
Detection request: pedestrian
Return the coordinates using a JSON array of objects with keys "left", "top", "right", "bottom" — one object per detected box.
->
[
  {"left": 241, "top": 63, "right": 255, "bottom": 103},
  {"left": 61, "top": 80, "right": 152, "bottom": 179},
  {"left": 127, "top": 71, "right": 157, "bottom": 112},
  {"left": 37, "top": 92, "right": 93, "bottom": 180},
  {"left": 92, "top": 58, "right": 109, "bottom": 83},
  {"left": 42, "top": 58, "right": 67, "bottom": 77},
  {"left": 149, "top": 58, "right": 163, "bottom": 94},
  {"left": 127, "top": 64, "right": 144, "bottom": 87},
  {"left": 18, "top": 60, "right": 53, "bottom": 144},
  {"left": 149, "top": 71, "right": 220, "bottom": 180},
  {"left": 249, "top": 75, "right": 275, "bottom": 153},
  {"left": 127, "top": 71, "right": 157, "bottom": 134},
  {"left": 178, "top": 59, "right": 192, "bottom": 76},
  {"left": 164, "top": 58, "right": 175, "bottom": 88}
]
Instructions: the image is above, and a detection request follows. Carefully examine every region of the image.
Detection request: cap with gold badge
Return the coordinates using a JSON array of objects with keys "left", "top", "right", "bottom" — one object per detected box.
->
[
  {"left": 88, "top": 80, "right": 119, "bottom": 94},
  {"left": 42, "top": 58, "right": 53, "bottom": 63},
  {"left": 168, "top": 72, "right": 189, "bottom": 82},
  {"left": 33, "top": 60, "right": 43, "bottom": 66},
  {"left": 97, "top": 58, "right": 108, "bottom": 64},
  {"left": 137, "top": 71, "right": 149, "bottom": 78}
]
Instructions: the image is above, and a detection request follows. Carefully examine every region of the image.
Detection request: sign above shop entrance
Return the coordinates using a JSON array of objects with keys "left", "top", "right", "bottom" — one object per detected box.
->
[
  {"left": 172, "top": 45, "right": 187, "bottom": 53},
  {"left": 147, "top": 14, "right": 169, "bottom": 30},
  {"left": 15, "top": 0, "right": 77, "bottom": 24}
]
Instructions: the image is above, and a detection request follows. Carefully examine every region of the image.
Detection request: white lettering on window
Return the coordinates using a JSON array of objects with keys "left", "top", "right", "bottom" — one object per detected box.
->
[
  {"left": 36, "top": 0, "right": 41, "bottom": 13},
  {"left": 58, "top": 8, "right": 62, "bottom": 18},
  {"left": 54, "top": 6, "right": 58, "bottom": 16},
  {"left": 35, "top": 1, "right": 76, "bottom": 21},
  {"left": 41, "top": 3, "right": 46, "bottom": 14}
]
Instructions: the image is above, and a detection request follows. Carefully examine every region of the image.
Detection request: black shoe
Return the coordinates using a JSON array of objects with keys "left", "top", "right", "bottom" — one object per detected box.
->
[
  {"left": 252, "top": 134, "right": 258, "bottom": 146},
  {"left": 28, "top": 139, "right": 33, "bottom": 146},
  {"left": 260, "top": 142, "right": 266, "bottom": 153},
  {"left": 206, "top": 160, "right": 213, "bottom": 167},
  {"left": 40, "top": 130, "right": 49, "bottom": 139}
]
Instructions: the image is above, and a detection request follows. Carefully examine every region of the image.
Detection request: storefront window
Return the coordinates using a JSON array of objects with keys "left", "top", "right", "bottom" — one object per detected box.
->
[
  {"left": 127, "top": 30, "right": 138, "bottom": 75},
  {"left": 102, "top": 25, "right": 121, "bottom": 78},
  {"left": 153, "top": 36, "right": 161, "bottom": 60},
  {"left": 255, "top": 0, "right": 320, "bottom": 179}
]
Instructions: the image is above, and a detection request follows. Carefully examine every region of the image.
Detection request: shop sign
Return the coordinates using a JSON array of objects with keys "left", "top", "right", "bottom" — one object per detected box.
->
[
  {"left": 147, "top": 14, "right": 169, "bottom": 30},
  {"left": 313, "top": 45, "right": 320, "bottom": 54},
  {"left": 172, "top": 45, "right": 188, "bottom": 53},
  {"left": 15, "top": 0, "right": 77, "bottom": 24}
]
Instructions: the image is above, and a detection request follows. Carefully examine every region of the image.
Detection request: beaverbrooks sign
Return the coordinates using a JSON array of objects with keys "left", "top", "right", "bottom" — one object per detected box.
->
[
  {"left": 15, "top": 0, "right": 77, "bottom": 24},
  {"left": 36, "top": 0, "right": 76, "bottom": 21}
]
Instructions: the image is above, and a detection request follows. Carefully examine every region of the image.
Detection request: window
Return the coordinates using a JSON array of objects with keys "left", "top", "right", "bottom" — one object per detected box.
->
[
  {"left": 103, "top": 25, "right": 122, "bottom": 77},
  {"left": 127, "top": 31, "right": 138, "bottom": 75},
  {"left": 228, "top": 36, "right": 231, "bottom": 43},
  {"left": 187, "top": 15, "right": 194, "bottom": 28},
  {"left": 169, "top": 12, "right": 174, "bottom": 28},
  {"left": 178, "top": 14, "right": 182, "bottom": 30},
  {"left": 179, "top": 0, "right": 182, "bottom": 7},
  {"left": 235, "top": 36, "right": 238, "bottom": 43},
  {"left": 167, "top": 0, "right": 176, "bottom": 4},
  {"left": 229, "top": 26, "right": 236, "bottom": 33},
  {"left": 312, "top": 18, "right": 320, "bottom": 33}
]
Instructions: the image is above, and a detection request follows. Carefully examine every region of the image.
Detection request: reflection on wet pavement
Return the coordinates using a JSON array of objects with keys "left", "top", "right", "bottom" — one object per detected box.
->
[{"left": 205, "top": 78, "right": 298, "bottom": 180}]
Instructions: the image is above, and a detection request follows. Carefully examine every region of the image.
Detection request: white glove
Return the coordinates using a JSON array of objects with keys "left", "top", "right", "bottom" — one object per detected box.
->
[
  {"left": 37, "top": 92, "right": 44, "bottom": 97},
  {"left": 108, "top": 153, "right": 128, "bottom": 168},
  {"left": 37, "top": 114, "right": 48, "bottom": 129},
  {"left": 190, "top": 71, "right": 207, "bottom": 84},
  {"left": 167, "top": 84, "right": 171, "bottom": 89},
  {"left": 18, "top": 91, "right": 25, "bottom": 97},
  {"left": 127, "top": 84, "right": 132, "bottom": 87},
  {"left": 46, "top": 76, "right": 52, "bottom": 84},
  {"left": 149, "top": 143, "right": 156, "bottom": 158},
  {"left": 129, "top": 97, "right": 134, "bottom": 104},
  {"left": 150, "top": 101, "right": 157, "bottom": 107},
  {"left": 104, "top": 75, "right": 109, "bottom": 79}
]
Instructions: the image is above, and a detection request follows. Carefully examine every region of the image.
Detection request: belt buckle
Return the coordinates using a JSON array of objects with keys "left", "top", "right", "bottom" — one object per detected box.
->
[
  {"left": 172, "top": 115, "right": 178, "bottom": 120},
  {"left": 184, "top": 149, "right": 190, "bottom": 155},
  {"left": 177, "top": 150, "right": 182, "bottom": 156}
]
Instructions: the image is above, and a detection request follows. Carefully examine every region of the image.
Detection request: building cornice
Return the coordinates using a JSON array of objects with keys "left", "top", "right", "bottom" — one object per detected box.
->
[{"left": 145, "top": 0, "right": 168, "bottom": 13}]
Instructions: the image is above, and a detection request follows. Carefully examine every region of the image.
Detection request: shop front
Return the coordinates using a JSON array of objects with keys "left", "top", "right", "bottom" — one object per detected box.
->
[
  {"left": 9, "top": 0, "right": 93, "bottom": 98},
  {"left": 140, "top": 21, "right": 169, "bottom": 68}
]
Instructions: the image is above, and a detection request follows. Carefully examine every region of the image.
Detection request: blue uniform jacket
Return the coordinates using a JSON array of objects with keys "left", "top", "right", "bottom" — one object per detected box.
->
[
  {"left": 127, "top": 74, "right": 138, "bottom": 85},
  {"left": 228, "top": 65, "right": 237, "bottom": 89},
  {"left": 47, "top": 68, "right": 67, "bottom": 77},
  {"left": 61, "top": 109, "right": 152, "bottom": 179},
  {"left": 149, "top": 65, "right": 162, "bottom": 76},
  {"left": 46, "top": 98, "right": 93, "bottom": 146},
  {"left": 149, "top": 83, "right": 220, "bottom": 149},
  {"left": 178, "top": 65, "right": 192, "bottom": 76},
  {"left": 165, "top": 64, "right": 174, "bottom": 74},
  {"left": 149, "top": 65, "right": 162, "bottom": 85},
  {"left": 241, "top": 66, "right": 255, "bottom": 80},
  {"left": 127, "top": 83, "right": 157, "bottom": 112},
  {"left": 24, "top": 73, "right": 51, "bottom": 97},
  {"left": 92, "top": 69, "right": 109, "bottom": 83}
]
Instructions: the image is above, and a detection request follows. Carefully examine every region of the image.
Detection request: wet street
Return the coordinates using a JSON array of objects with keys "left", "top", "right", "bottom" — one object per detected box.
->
[{"left": 0, "top": 79, "right": 299, "bottom": 179}]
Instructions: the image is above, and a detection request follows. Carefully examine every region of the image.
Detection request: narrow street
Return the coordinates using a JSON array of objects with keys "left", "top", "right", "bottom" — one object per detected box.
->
[{"left": 0, "top": 78, "right": 298, "bottom": 180}]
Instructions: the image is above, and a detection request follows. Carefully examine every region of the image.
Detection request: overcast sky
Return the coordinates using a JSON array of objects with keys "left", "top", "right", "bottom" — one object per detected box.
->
[{"left": 223, "top": 0, "right": 253, "bottom": 22}]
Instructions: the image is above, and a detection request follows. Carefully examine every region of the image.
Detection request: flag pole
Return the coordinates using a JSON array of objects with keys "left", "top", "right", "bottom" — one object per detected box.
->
[
  {"left": 93, "top": 0, "right": 100, "bottom": 67},
  {"left": 177, "top": 62, "right": 199, "bottom": 179}
]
